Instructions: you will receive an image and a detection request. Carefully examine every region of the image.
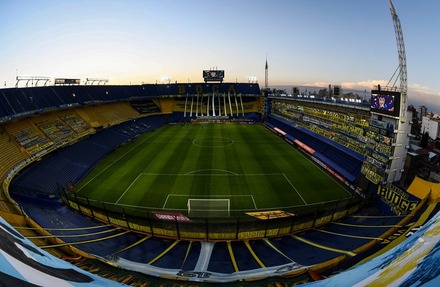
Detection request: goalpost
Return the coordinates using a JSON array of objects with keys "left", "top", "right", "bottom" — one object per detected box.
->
[{"left": 187, "top": 198, "right": 230, "bottom": 217}]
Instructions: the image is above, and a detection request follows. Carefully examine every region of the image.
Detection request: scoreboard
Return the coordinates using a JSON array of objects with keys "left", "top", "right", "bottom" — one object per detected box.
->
[
  {"left": 203, "top": 70, "right": 224, "bottom": 83},
  {"left": 54, "top": 78, "right": 80, "bottom": 85}
]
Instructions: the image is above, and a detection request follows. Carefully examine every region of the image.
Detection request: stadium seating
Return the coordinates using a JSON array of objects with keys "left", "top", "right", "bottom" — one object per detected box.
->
[
  {"left": 0, "top": 89, "right": 39, "bottom": 115},
  {"left": 207, "top": 242, "right": 237, "bottom": 273},
  {"left": 60, "top": 140, "right": 108, "bottom": 168},
  {"left": 10, "top": 155, "right": 87, "bottom": 197},
  {"left": 87, "top": 129, "right": 130, "bottom": 149},
  {"left": 3, "top": 119, "right": 51, "bottom": 155},
  {"left": 0, "top": 101, "right": 9, "bottom": 119},
  {"left": 0, "top": 84, "right": 260, "bottom": 121},
  {"left": 271, "top": 100, "right": 369, "bottom": 155},
  {"left": 9, "top": 115, "right": 168, "bottom": 198},
  {"left": 13, "top": 191, "right": 413, "bottom": 281},
  {"left": 0, "top": 132, "right": 26, "bottom": 179},
  {"left": 3, "top": 83, "right": 434, "bottom": 285},
  {"left": 58, "top": 112, "right": 94, "bottom": 135},
  {"left": 267, "top": 115, "right": 363, "bottom": 182},
  {"left": 36, "top": 119, "right": 74, "bottom": 143}
]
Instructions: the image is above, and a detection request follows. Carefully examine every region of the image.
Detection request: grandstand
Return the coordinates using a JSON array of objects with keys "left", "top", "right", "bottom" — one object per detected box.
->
[
  {"left": 0, "top": 80, "right": 438, "bottom": 286},
  {"left": 1, "top": 0, "right": 439, "bottom": 283}
]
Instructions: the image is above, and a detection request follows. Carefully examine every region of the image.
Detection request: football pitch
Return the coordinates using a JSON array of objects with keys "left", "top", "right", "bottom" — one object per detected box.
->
[{"left": 74, "top": 123, "right": 352, "bottom": 216}]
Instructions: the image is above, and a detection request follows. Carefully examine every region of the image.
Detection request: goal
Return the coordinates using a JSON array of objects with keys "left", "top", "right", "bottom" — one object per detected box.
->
[{"left": 187, "top": 198, "right": 230, "bottom": 217}]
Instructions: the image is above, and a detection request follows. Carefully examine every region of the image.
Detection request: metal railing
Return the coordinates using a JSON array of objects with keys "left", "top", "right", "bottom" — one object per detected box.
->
[{"left": 61, "top": 189, "right": 362, "bottom": 241}]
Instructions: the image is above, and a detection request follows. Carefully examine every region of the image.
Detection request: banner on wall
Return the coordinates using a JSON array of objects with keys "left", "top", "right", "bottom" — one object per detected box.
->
[
  {"left": 152, "top": 211, "right": 192, "bottom": 222},
  {"left": 376, "top": 185, "right": 419, "bottom": 215},
  {"left": 246, "top": 210, "right": 295, "bottom": 220}
]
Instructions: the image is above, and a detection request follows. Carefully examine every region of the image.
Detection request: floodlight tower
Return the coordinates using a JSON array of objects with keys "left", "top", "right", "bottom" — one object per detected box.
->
[
  {"left": 389, "top": 0, "right": 407, "bottom": 115},
  {"left": 383, "top": 0, "right": 411, "bottom": 184},
  {"left": 361, "top": 0, "right": 411, "bottom": 185}
]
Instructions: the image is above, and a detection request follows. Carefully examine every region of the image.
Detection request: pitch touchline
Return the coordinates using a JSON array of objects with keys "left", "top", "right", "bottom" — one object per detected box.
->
[
  {"left": 162, "top": 194, "right": 171, "bottom": 209},
  {"left": 247, "top": 196, "right": 353, "bottom": 210},
  {"left": 294, "top": 148, "right": 353, "bottom": 197},
  {"left": 250, "top": 196, "right": 257, "bottom": 209},
  {"left": 75, "top": 125, "right": 168, "bottom": 193},
  {"left": 282, "top": 173, "right": 308, "bottom": 205},
  {"left": 115, "top": 173, "right": 142, "bottom": 204}
]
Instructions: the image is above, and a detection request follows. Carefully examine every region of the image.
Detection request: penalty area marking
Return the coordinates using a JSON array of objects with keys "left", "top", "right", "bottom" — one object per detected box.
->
[
  {"left": 185, "top": 169, "right": 239, "bottom": 176},
  {"left": 115, "top": 171, "right": 301, "bottom": 210},
  {"left": 163, "top": 194, "right": 257, "bottom": 210}
]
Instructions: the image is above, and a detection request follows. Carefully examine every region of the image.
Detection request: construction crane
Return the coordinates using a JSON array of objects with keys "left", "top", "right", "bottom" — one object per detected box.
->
[{"left": 388, "top": 0, "right": 408, "bottom": 117}]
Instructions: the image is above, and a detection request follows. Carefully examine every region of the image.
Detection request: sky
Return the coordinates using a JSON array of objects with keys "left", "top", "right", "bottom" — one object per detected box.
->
[{"left": 0, "top": 0, "right": 439, "bottom": 112}]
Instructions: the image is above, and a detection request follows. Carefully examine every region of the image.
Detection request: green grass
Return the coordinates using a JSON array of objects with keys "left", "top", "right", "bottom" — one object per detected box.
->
[{"left": 74, "top": 124, "right": 352, "bottom": 216}]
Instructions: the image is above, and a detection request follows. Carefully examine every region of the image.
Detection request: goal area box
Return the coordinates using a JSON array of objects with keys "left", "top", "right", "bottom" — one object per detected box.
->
[{"left": 187, "top": 198, "right": 230, "bottom": 218}]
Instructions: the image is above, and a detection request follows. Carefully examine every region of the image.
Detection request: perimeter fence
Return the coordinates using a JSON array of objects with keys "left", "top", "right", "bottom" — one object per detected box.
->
[{"left": 61, "top": 190, "right": 363, "bottom": 241}]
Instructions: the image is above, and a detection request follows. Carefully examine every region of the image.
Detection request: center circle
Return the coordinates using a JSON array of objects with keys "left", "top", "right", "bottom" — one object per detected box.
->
[{"left": 192, "top": 137, "right": 234, "bottom": 147}]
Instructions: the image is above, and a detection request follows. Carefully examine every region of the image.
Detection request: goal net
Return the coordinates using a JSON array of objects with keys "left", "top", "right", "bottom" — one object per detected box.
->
[{"left": 187, "top": 198, "right": 230, "bottom": 218}]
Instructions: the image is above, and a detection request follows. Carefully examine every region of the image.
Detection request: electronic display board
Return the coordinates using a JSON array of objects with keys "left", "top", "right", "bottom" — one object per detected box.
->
[
  {"left": 54, "top": 78, "right": 81, "bottom": 85},
  {"left": 203, "top": 70, "right": 224, "bottom": 82},
  {"left": 370, "top": 90, "right": 401, "bottom": 116}
]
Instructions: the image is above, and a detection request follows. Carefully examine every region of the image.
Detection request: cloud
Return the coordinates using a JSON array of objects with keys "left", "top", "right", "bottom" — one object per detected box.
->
[
  {"left": 340, "top": 80, "right": 389, "bottom": 91},
  {"left": 306, "top": 80, "right": 391, "bottom": 92},
  {"left": 407, "top": 84, "right": 440, "bottom": 112},
  {"left": 408, "top": 83, "right": 440, "bottom": 100},
  {"left": 338, "top": 80, "right": 440, "bottom": 113},
  {"left": 304, "top": 81, "right": 331, "bottom": 87}
]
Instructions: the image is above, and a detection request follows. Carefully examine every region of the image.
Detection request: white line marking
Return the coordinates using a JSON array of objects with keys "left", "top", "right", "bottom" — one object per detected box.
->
[
  {"left": 167, "top": 194, "right": 254, "bottom": 198},
  {"left": 138, "top": 172, "right": 284, "bottom": 176},
  {"left": 75, "top": 125, "right": 167, "bottom": 193},
  {"left": 115, "top": 173, "right": 142, "bottom": 204},
  {"left": 251, "top": 195, "right": 257, "bottom": 209},
  {"left": 282, "top": 173, "right": 308, "bottom": 205},
  {"left": 185, "top": 169, "right": 239, "bottom": 175},
  {"left": 294, "top": 147, "right": 354, "bottom": 198},
  {"left": 162, "top": 194, "right": 170, "bottom": 209},
  {"left": 165, "top": 194, "right": 257, "bottom": 209}
]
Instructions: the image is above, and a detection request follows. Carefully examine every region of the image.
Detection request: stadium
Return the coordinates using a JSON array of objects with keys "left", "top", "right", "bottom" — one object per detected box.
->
[{"left": 0, "top": 1, "right": 439, "bottom": 287}]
